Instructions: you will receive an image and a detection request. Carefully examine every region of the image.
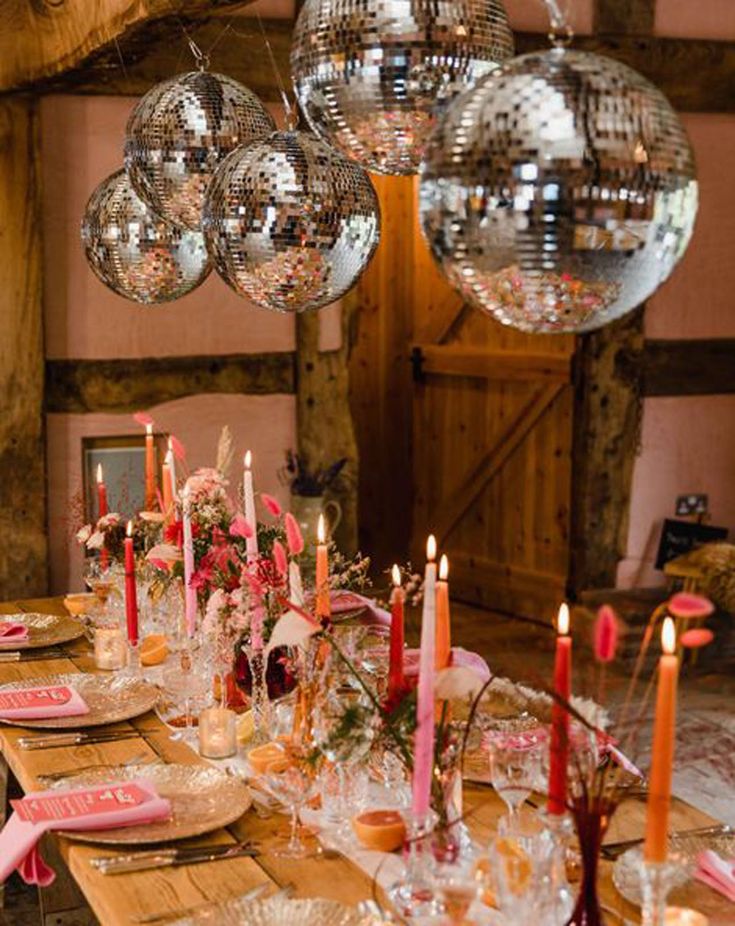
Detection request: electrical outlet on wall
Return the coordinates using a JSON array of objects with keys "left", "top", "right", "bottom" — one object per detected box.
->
[{"left": 675, "top": 494, "right": 709, "bottom": 516}]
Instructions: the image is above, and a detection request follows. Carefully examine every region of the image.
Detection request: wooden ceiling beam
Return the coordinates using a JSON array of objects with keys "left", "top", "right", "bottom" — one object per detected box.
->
[{"left": 0, "top": 0, "right": 257, "bottom": 94}]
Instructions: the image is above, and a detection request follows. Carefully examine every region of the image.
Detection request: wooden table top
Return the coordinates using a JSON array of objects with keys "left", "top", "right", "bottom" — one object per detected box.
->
[{"left": 0, "top": 597, "right": 719, "bottom": 925}]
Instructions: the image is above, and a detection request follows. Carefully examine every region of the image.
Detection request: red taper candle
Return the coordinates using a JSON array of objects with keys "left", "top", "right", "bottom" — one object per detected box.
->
[
  {"left": 124, "top": 521, "right": 139, "bottom": 646},
  {"left": 548, "top": 602, "right": 572, "bottom": 815},
  {"left": 96, "top": 463, "right": 108, "bottom": 518},
  {"left": 388, "top": 564, "right": 405, "bottom": 700}
]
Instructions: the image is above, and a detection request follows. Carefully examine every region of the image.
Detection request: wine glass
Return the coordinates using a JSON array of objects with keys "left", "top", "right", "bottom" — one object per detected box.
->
[
  {"left": 433, "top": 860, "right": 480, "bottom": 926},
  {"left": 155, "top": 645, "right": 213, "bottom": 743},
  {"left": 262, "top": 749, "right": 318, "bottom": 859},
  {"left": 491, "top": 814, "right": 554, "bottom": 922},
  {"left": 487, "top": 730, "right": 542, "bottom": 827}
]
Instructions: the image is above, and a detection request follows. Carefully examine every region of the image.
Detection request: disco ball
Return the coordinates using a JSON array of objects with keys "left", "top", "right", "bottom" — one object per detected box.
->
[
  {"left": 203, "top": 130, "right": 381, "bottom": 313},
  {"left": 420, "top": 47, "right": 699, "bottom": 333},
  {"left": 81, "top": 169, "right": 211, "bottom": 304},
  {"left": 291, "top": 0, "right": 514, "bottom": 175},
  {"left": 125, "top": 71, "right": 275, "bottom": 230}
]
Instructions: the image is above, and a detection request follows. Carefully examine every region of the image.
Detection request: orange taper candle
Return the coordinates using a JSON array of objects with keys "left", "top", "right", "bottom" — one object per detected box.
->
[
  {"left": 315, "top": 513, "right": 330, "bottom": 620},
  {"left": 144, "top": 423, "right": 156, "bottom": 511},
  {"left": 435, "top": 554, "right": 451, "bottom": 671},
  {"left": 162, "top": 457, "right": 173, "bottom": 526},
  {"left": 644, "top": 617, "right": 680, "bottom": 862}
]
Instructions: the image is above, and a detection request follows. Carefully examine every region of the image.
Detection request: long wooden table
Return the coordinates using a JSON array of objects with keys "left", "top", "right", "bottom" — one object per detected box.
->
[{"left": 0, "top": 598, "right": 719, "bottom": 925}]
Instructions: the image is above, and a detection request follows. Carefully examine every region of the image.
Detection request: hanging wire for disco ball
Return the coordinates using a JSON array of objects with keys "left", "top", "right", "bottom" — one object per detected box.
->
[
  {"left": 419, "top": 0, "right": 698, "bottom": 333},
  {"left": 203, "top": 129, "right": 381, "bottom": 313},
  {"left": 124, "top": 37, "right": 275, "bottom": 231},
  {"left": 81, "top": 169, "right": 211, "bottom": 304},
  {"left": 291, "top": 0, "right": 515, "bottom": 176}
]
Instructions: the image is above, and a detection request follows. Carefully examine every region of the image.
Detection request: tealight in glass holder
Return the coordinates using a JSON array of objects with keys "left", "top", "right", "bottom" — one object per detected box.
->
[
  {"left": 198, "top": 706, "right": 238, "bottom": 759},
  {"left": 93, "top": 623, "right": 128, "bottom": 671}
]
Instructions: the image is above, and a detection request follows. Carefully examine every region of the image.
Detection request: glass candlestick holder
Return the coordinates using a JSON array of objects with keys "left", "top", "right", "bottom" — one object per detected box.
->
[
  {"left": 93, "top": 623, "right": 128, "bottom": 671},
  {"left": 388, "top": 810, "right": 442, "bottom": 919},
  {"left": 641, "top": 855, "right": 688, "bottom": 926},
  {"left": 537, "top": 806, "right": 576, "bottom": 925}
]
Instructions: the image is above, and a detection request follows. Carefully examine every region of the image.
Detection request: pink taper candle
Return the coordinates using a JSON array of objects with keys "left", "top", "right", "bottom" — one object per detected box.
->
[
  {"left": 412, "top": 535, "right": 437, "bottom": 819},
  {"left": 182, "top": 482, "right": 197, "bottom": 637},
  {"left": 644, "top": 617, "right": 679, "bottom": 862},
  {"left": 124, "top": 521, "right": 139, "bottom": 646},
  {"left": 548, "top": 603, "right": 572, "bottom": 815},
  {"left": 243, "top": 451, "right": 258, "bottom": 563}
]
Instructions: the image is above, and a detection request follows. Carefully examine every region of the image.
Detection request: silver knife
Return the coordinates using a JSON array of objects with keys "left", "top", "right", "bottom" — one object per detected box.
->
[
  {"left": 95, "top": 844, "right": 259, "bottom": 875},
  {"left": 18, "top": 731, "right": 140, "bottom": 750},
  {"left": 0, "top": 649, "right": 66, "bottom": 663}
]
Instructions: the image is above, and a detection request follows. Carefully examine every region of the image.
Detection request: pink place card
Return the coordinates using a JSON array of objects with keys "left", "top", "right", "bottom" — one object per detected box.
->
[
  {"left": 0, "top": 687, "right": 72, "bottom": 712},
  {"left": 12, "top": 784, "right": 148, "bottom": 825}
]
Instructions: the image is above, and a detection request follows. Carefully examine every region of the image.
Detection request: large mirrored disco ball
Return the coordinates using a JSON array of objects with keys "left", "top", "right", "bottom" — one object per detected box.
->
[
  {"left": 125, "top": 71, "right": 276, "bottom": 231},
  {"left": 420, "top": 48, "right": 699, "bottom": 333},
  {"left": 291, "top": 0, "right": 514, "bottom": 176},
  {"left": 203, "top": 130, "right": 381, "bottom": 313},
  {"left": 81, "top": 169, "right": 211, "bottom": 304}
]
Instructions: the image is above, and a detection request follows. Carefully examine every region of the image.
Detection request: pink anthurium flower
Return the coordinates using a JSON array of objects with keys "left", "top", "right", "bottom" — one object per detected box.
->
[
  {"left": 229, "top": 513, "right": 253, "bottom": 539},
  {"left": 681, "top": 627, "right": 714, "bottom": 649},
  {"left": 668, "top": 592, "right": 715, "bottom": 620},
  {"left": 594, "top": 605, "right": 619, "bottom": 663},
  {"left": 284, "top": 512, "right": 304, "bottom": 556},
  {"left": 261, "top": 493, "right": 282, "bottom": 517}
]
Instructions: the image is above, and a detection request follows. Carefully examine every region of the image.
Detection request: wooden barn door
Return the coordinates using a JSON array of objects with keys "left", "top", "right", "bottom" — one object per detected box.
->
[{"left": 410, "top": 221, "right": 575, "bottom": 621}]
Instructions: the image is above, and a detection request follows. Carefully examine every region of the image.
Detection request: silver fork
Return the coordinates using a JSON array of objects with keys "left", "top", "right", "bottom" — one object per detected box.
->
[{"left": 37, "top": 754, "right": 159, "bottom": 784}]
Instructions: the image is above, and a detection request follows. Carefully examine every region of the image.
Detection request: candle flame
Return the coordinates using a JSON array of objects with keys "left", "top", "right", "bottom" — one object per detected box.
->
[
  {"left": 96, "top": 463, "right": 103, "bottom": 484},
  {"left": 244, "top": 450, "right": 252, "bottom": 469},
  {"left": 146, "top": 423, "right": 152, "bottom": 436},
  {"left": 439, "top": 554, "right": 449, "bottom": 581},
  {"left": 662, "top": 616, "right": 676, "bottom": 655},
  {"left": 391, "top": 564, "right": 401, "bottom": 586},
  {"left": 317, "top": 513, "right": 326, "bottom": 544},
  {"left": 557, "top": 602, "right": 570, "bottom": 636},
  {"left": 426, "top": 534, "right": 437, "bottom": 562},
  {"left": 126, "top": 520, "right": 133, "bottom": 538},
  {"left": 167, "top": 436, "right": 173, "bottom": 451}
]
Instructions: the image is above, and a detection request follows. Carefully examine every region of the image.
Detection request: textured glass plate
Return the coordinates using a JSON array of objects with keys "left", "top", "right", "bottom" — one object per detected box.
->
[
  {"left": 53, "top": 764, "right": 252, "bottom": 844},
  {"left": 0, "top": 672, "right": 158, "bottom": 728},
  {"left": 174, "top": 896, "right": 374, "bottom": 926},
  {"left": 0, "top": 612, "right": 84, "bottom": 650},
  {"left": 614, "top": 832, "right": 735, "bottom": 919}
]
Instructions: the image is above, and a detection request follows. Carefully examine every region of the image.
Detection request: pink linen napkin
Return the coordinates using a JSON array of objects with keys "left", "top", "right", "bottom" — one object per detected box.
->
[
  {"left": 330, "top": 591, "right": 392, "bottom": 627},
  {"left": 0, "top": 779, "right": 172, "bottom": 886},
  {"left": 695, "top": 849, "right": 735, "bottom": 902},
  {"left": 0, "top": 685, "right": 89, "bottom": 721},
  {"left": 0, "top": 621, "right": 29, "bottom": 644},
  {"left": 404, "top": 647, "right": 492, "bottom": 683}
]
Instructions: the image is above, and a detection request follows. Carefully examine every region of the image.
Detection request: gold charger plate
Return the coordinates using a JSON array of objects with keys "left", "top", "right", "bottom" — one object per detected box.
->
[
  {"left": 0, "top": 672, "right": 158, "bottom": 728},
  {"left": 52, "top": 764, "right": 253, "bottom": 844},
  {"left": 175, "top": 896, "right": 374, "bottom": 925},
  {"left": 0, "top": 612, "right": 84, "bottom": 650}
]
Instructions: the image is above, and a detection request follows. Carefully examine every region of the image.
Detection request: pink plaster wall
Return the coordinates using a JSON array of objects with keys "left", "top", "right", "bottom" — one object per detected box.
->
[
  {"left": 41, "top": 95, "right": 295, "bottom": 360},
  {"left": 655, "top": 0, "right": 735, "bottom": 41},
  {"left": 620, "top": 112, "right": 735, "bottom": 588},
  {"left": 646, "top": 115, "right": 735, "bottom": 340},
  {"left": 617, "top": 396, "right": 735, "bottom": 588},
  {"left": 48, "top": 394, "right": 296, "bottom": 593}
]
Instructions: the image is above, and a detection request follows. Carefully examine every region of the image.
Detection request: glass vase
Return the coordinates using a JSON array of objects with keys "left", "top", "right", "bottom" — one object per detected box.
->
[{"left": 569, "top": 796, "right": 617, "bottom": 926}]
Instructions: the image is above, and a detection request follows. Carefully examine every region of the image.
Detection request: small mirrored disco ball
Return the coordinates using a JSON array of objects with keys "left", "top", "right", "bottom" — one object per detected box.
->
[
  {"left": 291, "top": 0, "right": 514, "bottom": 175},
  {"left": 81, "top": 169, "right": 211, "bottom": 304},
  {"left": 420, "top": 47, "right": 698, "bottom": 333},
  {"left": 125, "top": 71, "right": 276, "bottom": 230},
  {"left": 203, "top": 130, "right": 381, "bottom": 313}
]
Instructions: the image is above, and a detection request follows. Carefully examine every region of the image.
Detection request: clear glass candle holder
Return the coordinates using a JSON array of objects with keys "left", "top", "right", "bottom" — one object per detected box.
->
[
  {"left": 198, "top": 706, "right": 237, "bottom": 759},
  {"left": 93, "top": 624, "right": 128, "bottom": 671},
  {"left": 641, "top": 856, "right": 688, "bottom": 926}
]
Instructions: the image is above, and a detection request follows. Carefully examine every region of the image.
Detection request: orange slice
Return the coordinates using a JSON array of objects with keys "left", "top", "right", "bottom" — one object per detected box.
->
[
  {"left": 140, "top": 634, "right": 168, "bottom": 666},
  {"left": 247, "top": 742, "right": 288, "bottom": 775},
  {"left": 352, "top": 809, "right": 406, "bottom": 852}
]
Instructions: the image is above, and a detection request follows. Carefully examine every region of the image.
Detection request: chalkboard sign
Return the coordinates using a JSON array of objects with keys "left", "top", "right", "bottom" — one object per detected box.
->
[{"left": 655, "top": 519, "right": 729, "bottom": 570}]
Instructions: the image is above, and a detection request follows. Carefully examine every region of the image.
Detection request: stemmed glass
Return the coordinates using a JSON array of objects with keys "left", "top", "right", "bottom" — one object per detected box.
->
[
  {"left": 432, "top": 860, "right": 480, "bottom": 926},
  {"left": 155, "top": 640, "right": 213, "bottom": 743},
  {"left": 261, "top": 749, "right": 318, "bottom": 859},
  {"left": 487, "top": 728, "right": 543, "bottom": 828}
]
